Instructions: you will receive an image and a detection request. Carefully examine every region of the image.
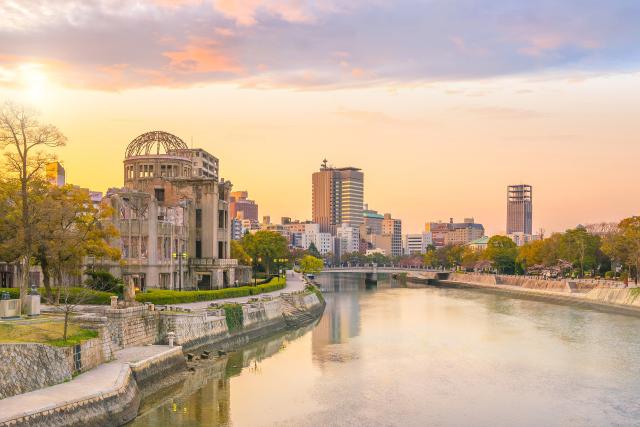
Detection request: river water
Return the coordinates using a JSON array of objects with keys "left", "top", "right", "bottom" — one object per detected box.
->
[{"left": 131, "top": 273, "right": 640, "bottom": 426}]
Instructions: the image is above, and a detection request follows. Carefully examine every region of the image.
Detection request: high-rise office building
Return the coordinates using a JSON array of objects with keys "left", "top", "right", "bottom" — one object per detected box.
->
[
  {"left": 382, "top": 213, "right": 403, "bottom": 257},
  {"left": 312, "top": 159, "right": 364, "bottom": 234},
  {"left": 507, "top": 184, "right": 533, "bottom": 235}
]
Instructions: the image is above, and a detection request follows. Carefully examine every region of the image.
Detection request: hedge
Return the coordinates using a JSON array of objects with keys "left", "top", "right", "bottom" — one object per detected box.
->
[
  {"left": 0, "top": 287, "right": 115, "bottom": 305},
  {"left": 134, "top": 277, "right": 286, "bottom": 305}
]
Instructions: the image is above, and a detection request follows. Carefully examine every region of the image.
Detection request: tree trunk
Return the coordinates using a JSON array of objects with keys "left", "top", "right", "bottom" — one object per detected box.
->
[
  {"left": 63, "top": 310, "right": 69, "bottom": 342},
  {"left": 38, "top": 246, "right": 52, "bottom": 296},
  {"left": 20, "top": 150, "right": 30, "bottom": 312}
]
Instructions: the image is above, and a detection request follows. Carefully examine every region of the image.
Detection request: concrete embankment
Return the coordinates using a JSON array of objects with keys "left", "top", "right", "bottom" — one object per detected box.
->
[
  {"left": 0, "top": 346, "right": 184, "bottom": 427},
  {"left": 0, "top": 277, "right": 325, "bottom": 427},
  {"left": 162, "top": 289, "right": 325, "bottom": 352},
  {"left": 420, "top": 273, "right": 640, "bottom": 317}
]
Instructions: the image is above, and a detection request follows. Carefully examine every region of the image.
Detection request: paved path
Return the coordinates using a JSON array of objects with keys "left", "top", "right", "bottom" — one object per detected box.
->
[
  {"left": 174, "top": 270, "right": 307, "bottom": 311},
  {"left": 0, "top": 345, "right": 175, "bottom": 424}
]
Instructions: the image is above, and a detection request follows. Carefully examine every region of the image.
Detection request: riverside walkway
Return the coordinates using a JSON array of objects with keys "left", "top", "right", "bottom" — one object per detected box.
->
[
  {"left": 0, "top": 345, "right": 177, "bottom": 426},
  {"left": 174, "top": 270, "right": 308, "bottom": 311}
]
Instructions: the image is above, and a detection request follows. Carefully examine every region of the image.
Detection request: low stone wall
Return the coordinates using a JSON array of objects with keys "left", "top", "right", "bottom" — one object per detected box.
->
[
  {"left": 61, "top": 337, "right": 106, "bottom": 375},
  {"left": 496, "top": 275, "right": 570, "bottom": 292},
  {"left": 129, "top": 347, "right": 186, "bottom": 393},
  {"left": 0, "top": 344, "right": 71, "bottom": 400},
  {"left": 105, "top": 305, "right": 159, "bottom": 350},
  {"left": 448, "top": 273, "right": 498, "bottom": 286},
  {"left": 242, "top": 299, "right": 284, "bottom": 328},
  {"left": 583, "top": 287, "right": 640, "bottom": 307},
  {"left": 158, "top": 311, "right": 227, "bottom": 348},
  {"left": 76, "top": 315, "right": 115, "bottom": 364}
]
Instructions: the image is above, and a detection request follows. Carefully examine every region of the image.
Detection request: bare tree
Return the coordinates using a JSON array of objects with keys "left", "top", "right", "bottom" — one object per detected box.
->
[{"left": 0, "top": 102, "right": 66, "bottom": 308}]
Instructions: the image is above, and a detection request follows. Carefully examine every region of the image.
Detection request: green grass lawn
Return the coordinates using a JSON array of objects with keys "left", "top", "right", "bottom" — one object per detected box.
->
[{"left": 0, "top": 320, "right": 98, "bottom": 347}]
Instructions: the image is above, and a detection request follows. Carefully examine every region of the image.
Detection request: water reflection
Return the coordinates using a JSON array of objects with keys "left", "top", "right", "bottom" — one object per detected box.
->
[{"left": 132, "top": 273, "right": 640, "bottom": 427}]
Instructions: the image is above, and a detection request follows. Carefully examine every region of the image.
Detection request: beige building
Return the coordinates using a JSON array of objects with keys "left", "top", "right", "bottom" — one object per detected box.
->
[
  {"left": 312, "top": 159, "right": 364, "bottom": 234},
  {"left": 381, "top": 213, "right": 403, "bottom": 257},
  {"left": 427, "top": 218, "right": 485, "bottom": 247},
  {"left": 102, "top": 131, "right": 249, "bottom": 291}
]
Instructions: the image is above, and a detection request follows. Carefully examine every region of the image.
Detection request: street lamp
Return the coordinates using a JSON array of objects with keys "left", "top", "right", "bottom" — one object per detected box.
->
[
  {"left": 172, "top": 251, "right": 188, "bottom": 291},
  {"left": 274, "top": 258, "right": 287, "bottom": 278},
  {"left": 250, "top": 257, "right": 262, "bottom": 286}
]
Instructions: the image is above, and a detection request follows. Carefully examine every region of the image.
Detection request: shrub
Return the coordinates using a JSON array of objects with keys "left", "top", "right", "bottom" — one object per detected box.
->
[
  {"left": 84, "top": 270, "right": 123, "bottom": 293},
  {"left": 135, "top": 277, "right": 287, "bottom": 305},
  {"left": 604, "top": 271, "right": 615, "bottom": 279},
  {"left": 305, "top": 283, "right": 325, "bottom": 304},
  {"left": 0, "top": 287, "right": 115, "bottom": 305},
  {"left": 223, "top": 303, "right": 243, "bottom": 330}
]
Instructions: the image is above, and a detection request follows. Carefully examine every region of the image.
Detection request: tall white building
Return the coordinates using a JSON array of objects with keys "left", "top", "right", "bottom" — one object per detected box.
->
[
  {"left": 336, "top": 224, "right": 360, "bottom": 257},
  {"left": 300, "top": 224, "right": 333, "bottom": 255}
]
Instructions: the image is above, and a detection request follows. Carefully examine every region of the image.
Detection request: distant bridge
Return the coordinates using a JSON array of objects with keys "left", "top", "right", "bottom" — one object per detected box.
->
[{"left": 321, "top": 265, "right": 450, "bottom": 275}]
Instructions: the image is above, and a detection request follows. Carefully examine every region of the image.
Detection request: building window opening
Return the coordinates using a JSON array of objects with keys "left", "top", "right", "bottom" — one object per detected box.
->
[
  {"left": 154, "top": 188, "right": 165, "bottom": 202},
  {"left": 196, "top": 209, "right": 202, "bottom": 228}
]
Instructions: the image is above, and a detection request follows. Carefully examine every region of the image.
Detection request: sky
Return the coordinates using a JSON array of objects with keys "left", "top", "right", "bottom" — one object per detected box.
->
[{"left": 1, "top": 0, "right": 639, "bottom": 235}]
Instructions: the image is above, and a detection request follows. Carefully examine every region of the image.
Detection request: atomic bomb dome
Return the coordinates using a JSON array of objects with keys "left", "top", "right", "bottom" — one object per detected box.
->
[{"left": 125, "top": 131, "right": 189, "bottom": 158}]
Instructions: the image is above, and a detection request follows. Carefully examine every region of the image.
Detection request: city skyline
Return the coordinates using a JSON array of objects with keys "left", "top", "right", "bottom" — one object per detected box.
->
[{"left": 1, "top": 1, "right": 639, "bottom": 235}]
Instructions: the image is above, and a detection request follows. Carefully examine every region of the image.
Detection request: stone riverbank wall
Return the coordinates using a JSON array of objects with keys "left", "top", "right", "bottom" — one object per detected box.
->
[
  {"left": 158, "top": 291, "right": 324, "bottom": 351},
  {"left": 0, "top": 347, "right": 187, "bottom": 427},
  {"left": 0, "top": 330, "right": 112, "bottom": 400},
  {"left": 0, "top": 289, "right": 325, "bottom": 426},
  {"left": 432, "top": 272, "right": 640, "bottom": 315}
]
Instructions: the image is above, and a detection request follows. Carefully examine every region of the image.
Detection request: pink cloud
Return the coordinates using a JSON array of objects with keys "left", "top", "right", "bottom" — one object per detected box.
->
[
  {"left": 163, "top": 37, "right": 242, "bottom": 73},
  {"left": 213, "top": 0, "right": 313, "bottom": 26}
]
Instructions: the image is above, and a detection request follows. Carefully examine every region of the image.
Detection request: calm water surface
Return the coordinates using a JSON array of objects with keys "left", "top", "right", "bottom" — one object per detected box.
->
[{"left": 131, "top": 273, "right": 640, "bottom": 426}]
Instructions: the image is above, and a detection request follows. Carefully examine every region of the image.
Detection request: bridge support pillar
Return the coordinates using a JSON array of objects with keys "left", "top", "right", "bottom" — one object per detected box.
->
[{"left": 365, "top": 272, "right": 378, "bottom": 285}]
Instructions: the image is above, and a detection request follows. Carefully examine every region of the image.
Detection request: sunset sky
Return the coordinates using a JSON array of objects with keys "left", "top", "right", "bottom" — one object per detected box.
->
[{"left": 1, "top": 0, "right": 639, "bottom": 235}]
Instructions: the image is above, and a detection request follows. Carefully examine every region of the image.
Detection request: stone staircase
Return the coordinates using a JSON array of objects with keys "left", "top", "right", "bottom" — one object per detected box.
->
[{"left": 280, "top": 294, "right": 317, "bottom": 328}]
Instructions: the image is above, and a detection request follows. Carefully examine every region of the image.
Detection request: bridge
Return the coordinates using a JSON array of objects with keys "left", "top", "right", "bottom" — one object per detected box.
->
[
  {"left": 322, "top": 265, "right": 446, "bottom": 274},
  {"left": 319, "top": 265, "right": 450, "bottom": 284}
]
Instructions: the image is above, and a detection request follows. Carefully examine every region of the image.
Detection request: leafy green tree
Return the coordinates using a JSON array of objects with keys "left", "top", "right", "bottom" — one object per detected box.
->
[
  {"left": 341, "top": 252, "right": 367, "bottom": 264},
  {"left": 559, "top": 226, "right": 600, "bottom": 277},
  {"left": 300, "top": 255, "right": 324, "bottom": 275},
  {"left": 461, "top": 246, "right": 481, "bottom": 270},
  {"left": 35, "top": 185, "right": 120, "bottom": 294},
  {"left": 230, "top": 240, "right": 251, "bottom": 265},
  {"left": 0, "top": 102, "right": 66, "bottom": 306},
  {"left": 366, "top": 252, "right": 392, "bottom": 265},
  {"left": 483, "top": 236, "right": 518, "bottom": 274},
  {"left": 241, "top": 230, "right": 289, "bottom": 274},
  {"left": 423, "top": 248, "right": 438, "bottom": 268},
  {"left": 602, "top": 217, "right": 640, "bottom": 283},
  {"left": 307, "top": 242, "right": 321, "bottom": 258}
]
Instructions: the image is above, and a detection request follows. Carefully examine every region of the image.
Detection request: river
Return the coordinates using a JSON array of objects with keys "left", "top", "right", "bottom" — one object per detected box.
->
[{"left": 130, "top": 273, "right": 640, "bottom": 426}]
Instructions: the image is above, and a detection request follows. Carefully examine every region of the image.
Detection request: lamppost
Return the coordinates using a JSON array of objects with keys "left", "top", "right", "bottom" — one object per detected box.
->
[
  {"left": 249, "top": 257, "right": 262, "bottom": 286},
  {"left": 172, "top": 250, "right": 188, "bottom": 291}
]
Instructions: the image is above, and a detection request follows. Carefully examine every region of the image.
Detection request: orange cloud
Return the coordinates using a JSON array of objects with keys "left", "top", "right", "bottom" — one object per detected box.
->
[{"left": 163, "top": 38, "right": 242, "bottom": 74}]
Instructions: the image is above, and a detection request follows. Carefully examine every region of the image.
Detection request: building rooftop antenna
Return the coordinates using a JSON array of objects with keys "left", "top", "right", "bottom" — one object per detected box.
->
[{"left": 321, "top": 158, "right": 328, "bottom": 169}]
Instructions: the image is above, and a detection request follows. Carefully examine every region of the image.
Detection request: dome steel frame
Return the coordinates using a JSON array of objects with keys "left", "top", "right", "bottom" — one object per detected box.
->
[{"left": 125, "top": 131, "right": 189, "bottom": 158}]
